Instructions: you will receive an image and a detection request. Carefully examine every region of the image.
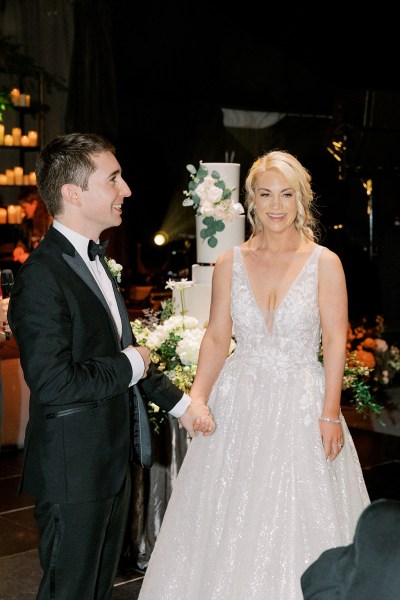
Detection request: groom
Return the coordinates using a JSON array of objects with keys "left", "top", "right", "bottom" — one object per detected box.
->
[{"left": 8, "top": 132, "right": 215, "bottom": 600}]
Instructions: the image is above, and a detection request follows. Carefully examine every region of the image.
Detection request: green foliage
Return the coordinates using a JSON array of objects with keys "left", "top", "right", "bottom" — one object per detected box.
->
[
  {"left": 199, "top": 215, "right": 226, "bottom": 248},
  {"left": 319, "top": 347, "right": 385, "bottom": 421}
]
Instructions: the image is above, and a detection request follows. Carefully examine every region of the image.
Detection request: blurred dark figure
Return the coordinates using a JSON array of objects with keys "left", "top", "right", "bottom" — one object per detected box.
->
[
  {"left": 15, "top": 186, "right": 53, "bottom": 256},
  {"left": 301, "top": 498, "right": 400, "bottom": 599}
]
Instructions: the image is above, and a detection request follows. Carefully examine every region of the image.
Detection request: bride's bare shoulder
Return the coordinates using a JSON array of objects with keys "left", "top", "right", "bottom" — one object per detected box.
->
[
  {"left": 319, "top": 245, "right": 343, "bottom": 267},
  {"left": 215, "top": 247, "right": 235, "bottom": 270}
]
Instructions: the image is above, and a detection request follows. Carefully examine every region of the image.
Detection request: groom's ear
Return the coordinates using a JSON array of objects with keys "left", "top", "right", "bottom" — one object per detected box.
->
[{"left": 61, "top": 183, "right": 81, "bottom": 206}]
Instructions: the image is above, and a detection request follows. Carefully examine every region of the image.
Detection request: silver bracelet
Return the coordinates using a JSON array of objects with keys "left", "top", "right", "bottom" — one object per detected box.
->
[{"left": 319, "top": 416, "right": 342, "bottom": 424}]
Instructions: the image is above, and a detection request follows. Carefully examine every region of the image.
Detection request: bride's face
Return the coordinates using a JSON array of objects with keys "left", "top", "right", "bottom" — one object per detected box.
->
[{"left": 254, "top": 169, "right": 297, "bottom": 234}]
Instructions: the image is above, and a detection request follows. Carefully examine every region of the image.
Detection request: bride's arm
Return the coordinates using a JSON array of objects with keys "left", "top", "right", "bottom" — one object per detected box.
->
[
  {"left": 318, "top": 248, "right": 348, "bottom": 461},
  {"left": 189, "top": 249, "right": 234, "bottom": 406}
]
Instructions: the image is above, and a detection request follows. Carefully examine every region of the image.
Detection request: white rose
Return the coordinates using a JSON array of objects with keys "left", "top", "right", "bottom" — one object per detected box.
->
[
  {"left": 196, "top": 177, "right": 223, "bottom": 205},
  {"left": 375, "top": 338, "right": 388, "bottom": 352}
]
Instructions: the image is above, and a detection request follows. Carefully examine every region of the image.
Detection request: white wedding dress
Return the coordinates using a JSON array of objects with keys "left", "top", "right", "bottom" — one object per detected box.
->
[{"left": 138, "top": 244, "right": 370, "bottom": 600}]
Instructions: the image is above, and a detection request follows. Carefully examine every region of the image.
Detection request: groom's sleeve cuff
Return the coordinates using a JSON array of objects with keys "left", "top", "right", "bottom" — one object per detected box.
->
[{"left": 169, "top": 393, "right": 191, "bottom": 418}]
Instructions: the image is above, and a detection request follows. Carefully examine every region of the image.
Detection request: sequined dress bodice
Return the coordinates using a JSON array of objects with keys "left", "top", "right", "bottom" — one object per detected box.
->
[{"left": 231, "top": 245, "right": 323, "bottom": 369}]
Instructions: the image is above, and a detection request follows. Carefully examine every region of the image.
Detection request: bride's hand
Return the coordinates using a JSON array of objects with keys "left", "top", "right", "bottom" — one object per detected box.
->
[{"left": 320, "top": 421, "right": 344, "bottom": 461}]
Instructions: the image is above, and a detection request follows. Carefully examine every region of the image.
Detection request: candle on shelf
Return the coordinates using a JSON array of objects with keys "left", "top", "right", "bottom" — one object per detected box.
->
[
  {"left": 7, "top": 205, "right": 19, "bottom": 224},
  {"left": 12, "top": 127, "right": 22, "bottom": 145},
  {"left": 21, "top": 135, "right": 30, "bottom": 146},
  {"left": 23, "top": 174, "right": 30, "bottom": 185},
  {"left": 25, "top": 94, "right": 31, "bottom": 107},
  {"left": 29, "top": 171, "right": 37, "bottom": 185},
  {"left": 4, "top": 134, "right": 13, "bottom": 146},
  {"left": 5, "top": 169, "right": 15, "bottom": 185},
  {"left": 0, "top": 174, "right": 7, "bottom": 185},
  {"left": 0, "top": 207, "right": 7, "bottom": 224},
  {"left": 10, "top": 88, "right": 20, "bottom": 106},
  {"left": 0, "top": 123, "right": 4, "bottom": 145},
  {"left": 28, "top": 130, "right": 38, "bottom": 146},
  {"left": 14, "top": 166, "right": 24, "bottom": 185}
]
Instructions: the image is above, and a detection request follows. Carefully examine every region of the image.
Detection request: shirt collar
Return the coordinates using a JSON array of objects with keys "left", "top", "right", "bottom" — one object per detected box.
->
[{"left": 52, "top": 219, "right": 96, "bottom": 266}]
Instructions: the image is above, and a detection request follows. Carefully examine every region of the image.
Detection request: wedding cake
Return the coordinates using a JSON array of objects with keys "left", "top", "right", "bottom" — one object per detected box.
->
[{"left": 173, "top": 162, "right": 245, "bottom": 327}]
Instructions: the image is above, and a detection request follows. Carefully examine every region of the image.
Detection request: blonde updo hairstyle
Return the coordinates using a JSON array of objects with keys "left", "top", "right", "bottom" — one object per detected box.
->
[{"left": 244, "top": 150, "right": 319, "bottom": 242}]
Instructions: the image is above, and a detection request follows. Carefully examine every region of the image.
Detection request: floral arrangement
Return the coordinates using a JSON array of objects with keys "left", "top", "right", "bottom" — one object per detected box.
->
[
  {"left": 104, "top": 256, "right": 123, "bottom": 283},
  {"left": 333, "top": 315, "right": 400, "bottom": 420},
  {"left": 131, "top": 279, "right": 235, "bottom": 432},
  {"left": 346, "top": 315, "right": 400, "bottom": 387},
  {"left": 182, "top": 161, "right": 244, "bottom": 248},
  {"left": 340, "top": 355, "right": 383, "bottom": 418}
]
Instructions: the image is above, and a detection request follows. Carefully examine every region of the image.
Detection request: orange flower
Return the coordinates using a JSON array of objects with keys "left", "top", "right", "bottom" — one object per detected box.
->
[
  {"left": 361, "top": 337, "right": 377, "bottom": 351},
  {"left": 354, "top": 349, "right": 376, "bottom": 369}
]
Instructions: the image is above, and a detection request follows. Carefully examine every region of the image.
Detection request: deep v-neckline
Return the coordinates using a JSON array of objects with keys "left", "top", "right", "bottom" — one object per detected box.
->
[{"left": 238, "top": 245, "right": 319, "bottom": 315}]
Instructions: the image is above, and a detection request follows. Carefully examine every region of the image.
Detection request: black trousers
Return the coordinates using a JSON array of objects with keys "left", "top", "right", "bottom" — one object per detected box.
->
[{"left": 34, "top": 469, "right": 131, "bottom": 600}]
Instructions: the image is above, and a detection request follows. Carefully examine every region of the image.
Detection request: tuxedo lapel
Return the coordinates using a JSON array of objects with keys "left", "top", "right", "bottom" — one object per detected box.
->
[
  {"left": 50, "top": 222, "right": 132, "bottom": 347},
  {"left": 63, "top": 252, "right": 122, "bottom": 346},
  {"left": 63, "top": 252, "right": 107, "bottom": 309}
]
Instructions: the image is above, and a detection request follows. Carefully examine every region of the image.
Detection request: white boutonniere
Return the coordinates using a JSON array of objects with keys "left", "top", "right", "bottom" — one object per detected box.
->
[{"left": 104, "top": 256, "right": 123, "bottom": 283}]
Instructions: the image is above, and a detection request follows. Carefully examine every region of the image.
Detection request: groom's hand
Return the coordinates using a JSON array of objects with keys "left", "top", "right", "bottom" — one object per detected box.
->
[{"left": 133, "top": 345, "right": 151, "bottom": 378}]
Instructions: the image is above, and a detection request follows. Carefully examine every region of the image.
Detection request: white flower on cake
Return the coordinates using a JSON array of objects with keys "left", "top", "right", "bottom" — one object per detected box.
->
[{"left": 183, "top": 161, "right": 244, "bottom": 248}]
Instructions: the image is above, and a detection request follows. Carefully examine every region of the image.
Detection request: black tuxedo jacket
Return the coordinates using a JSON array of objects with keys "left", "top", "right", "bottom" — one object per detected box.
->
[{"left": 8, "top": 225, "right": 183, "bottom": 503}]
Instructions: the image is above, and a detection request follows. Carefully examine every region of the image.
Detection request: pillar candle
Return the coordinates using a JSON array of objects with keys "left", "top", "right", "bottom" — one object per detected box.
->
[
  {"left": 10, "top": 88, "right": 20, "bottom": 106},
  {"left": 0, "top": 123, "right": 4, "bottom": 145},
  {"left": 29, "top": 171, "right": 37, "bottom": 185},
  {"left": 12, "top": 127, "right": 21, "bottom": 145},
  {"left": 23, "top": 174, "right": 30, "bottom": 185},
  {"left": 14, "top": 166, "right": 24, "bottom": 185},
  {"left": 5, "top": 169, "right": 14, "bottom": 185},
  {"left": 0, "top": 207, "right": 7, "bottom": 224},
  {"left": 28, "top": 130, "right": 38, "bottom": 146},
  {"left": 0, "top": 174, "right": 7, "bottom": 185},
  {"left": 4, "top": 134, "right": 13, "bottom": 146},
  {"left": 7, "top": 205, "right": 18, "bottom": 224},
  {"left": 21, "top": 135, "right": 30, "bottom": 147}
]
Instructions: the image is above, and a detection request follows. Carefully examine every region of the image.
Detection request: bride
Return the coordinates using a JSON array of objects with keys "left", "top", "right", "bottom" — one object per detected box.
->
[{"left": 138, "top": 150, "right": 370, "bottom": 600}]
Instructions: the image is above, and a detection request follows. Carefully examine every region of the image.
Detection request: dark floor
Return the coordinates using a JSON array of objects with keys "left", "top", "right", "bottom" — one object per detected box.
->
[{"left": 1, "top": 424, "right": 400, "bottom": 600}]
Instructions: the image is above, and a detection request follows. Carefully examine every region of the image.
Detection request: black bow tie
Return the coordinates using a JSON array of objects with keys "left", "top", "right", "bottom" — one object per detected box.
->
[{"left": 88, "top": 239, "right": 109, "bottom": 261}]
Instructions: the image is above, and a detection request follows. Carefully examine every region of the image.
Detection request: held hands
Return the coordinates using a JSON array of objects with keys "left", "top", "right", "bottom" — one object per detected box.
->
[{"left": 179, "top": 399, "right": 216, "bottom": 439}]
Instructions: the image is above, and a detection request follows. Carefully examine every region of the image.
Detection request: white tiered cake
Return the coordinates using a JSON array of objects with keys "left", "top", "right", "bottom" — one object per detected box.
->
[{"left": 173, "top": 163, "right": 245, "bottom": 327}]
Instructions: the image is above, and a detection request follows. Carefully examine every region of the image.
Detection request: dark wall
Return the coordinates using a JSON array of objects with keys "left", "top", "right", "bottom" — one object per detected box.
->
[{"left": 6, "top": 1, "right": 398, "bottom": 326}]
